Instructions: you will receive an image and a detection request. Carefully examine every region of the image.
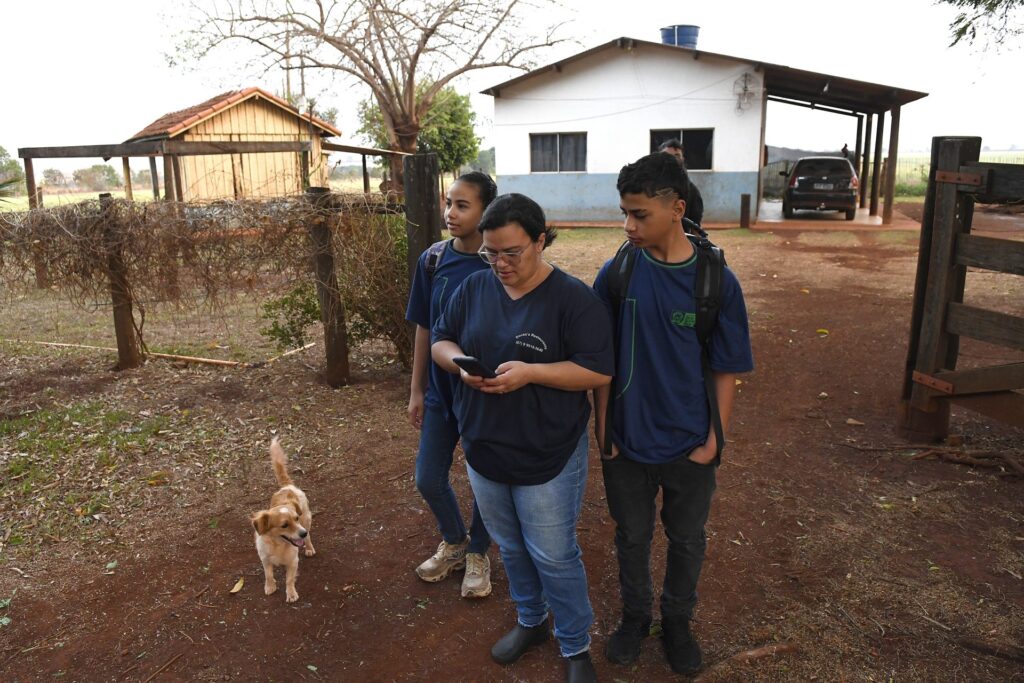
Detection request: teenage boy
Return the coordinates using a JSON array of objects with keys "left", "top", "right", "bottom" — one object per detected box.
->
[{"left": 593, "top": 153, "right": 753, "bottom": 675}]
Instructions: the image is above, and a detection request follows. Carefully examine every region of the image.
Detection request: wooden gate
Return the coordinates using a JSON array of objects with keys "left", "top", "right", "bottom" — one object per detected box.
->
[{"left": 898, "top": 136, "right": 1024, "bottom": 440}]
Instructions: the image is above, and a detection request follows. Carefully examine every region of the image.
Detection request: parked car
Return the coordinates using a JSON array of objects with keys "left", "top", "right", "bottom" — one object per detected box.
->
[{"left": 780, "top": 157, "right": 859, "bottom": 220}]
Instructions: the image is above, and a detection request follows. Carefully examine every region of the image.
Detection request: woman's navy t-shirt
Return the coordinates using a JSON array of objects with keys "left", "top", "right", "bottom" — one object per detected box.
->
[
  {"left": 432, "top": 266, "right": 614, "bottom": 485},
  {"left": 405, "top": 241, "right": 491, "bottom": 417}
]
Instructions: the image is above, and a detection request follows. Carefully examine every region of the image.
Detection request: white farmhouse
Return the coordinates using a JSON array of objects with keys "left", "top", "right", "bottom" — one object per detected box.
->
[{"left": 483, "top": 27, "right": 926, "bottom": 223}]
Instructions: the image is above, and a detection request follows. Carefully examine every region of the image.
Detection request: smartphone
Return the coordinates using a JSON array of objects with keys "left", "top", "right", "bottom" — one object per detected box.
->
[{"left": 452, "top": 356, "right": 497, "bottom": 379}]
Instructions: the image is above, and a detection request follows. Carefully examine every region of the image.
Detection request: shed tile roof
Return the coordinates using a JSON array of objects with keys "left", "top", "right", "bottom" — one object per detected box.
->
[{"left": 125, "top": 87, "right": 341, "bottom": 142}]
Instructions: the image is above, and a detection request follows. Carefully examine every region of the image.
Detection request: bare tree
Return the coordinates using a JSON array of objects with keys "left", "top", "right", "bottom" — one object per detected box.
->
[{"left": 177, "top": 0, "right": 568, "bottom": 186}]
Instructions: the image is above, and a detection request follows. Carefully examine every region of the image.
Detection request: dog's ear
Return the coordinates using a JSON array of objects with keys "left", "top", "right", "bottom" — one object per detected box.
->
[
  {"left": 252, "top": 511, "right": 271, "bottom": 535},
  {"left": 289, "top": 501, "right": 302, "bottom": 517}
]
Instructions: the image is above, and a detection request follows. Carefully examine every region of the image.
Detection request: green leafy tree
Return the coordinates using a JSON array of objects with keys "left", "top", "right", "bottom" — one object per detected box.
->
[
  {"left": 358, "top": 85, "right": 479, "bottom": 177},
  {"left": 939, "top": 0, "right": 1023, "bottom": 46},
  {"left": 0, "top": 146, "right": 25, "bottom": 195},
  {"left": 72, "top": 164, "right": 122, "bottom": 191},
  {"left": 133, "top": 168, "right": 153, "bottom": 186},
  {"left": 42, "top": 168, "right": 67, "bottom": 187},
  {"left": 176, "top": 0, "right": 565, "bottom": 187},
  {"left": 463, "top": 147, "right": 495, "bottom": 175}
]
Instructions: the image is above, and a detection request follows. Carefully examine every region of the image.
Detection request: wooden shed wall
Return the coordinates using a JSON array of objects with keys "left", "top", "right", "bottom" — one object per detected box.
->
[{"left": 178, "top": 96, "right": 330, "bottom": 201}]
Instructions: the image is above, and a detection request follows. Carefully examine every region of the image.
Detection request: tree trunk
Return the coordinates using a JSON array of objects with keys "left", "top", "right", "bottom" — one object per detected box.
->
[{"left": 386, "top": 128, "right": 419, "bottom": 193}]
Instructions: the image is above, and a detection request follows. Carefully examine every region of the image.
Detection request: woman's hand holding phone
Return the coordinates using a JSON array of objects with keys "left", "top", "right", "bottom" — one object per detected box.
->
[{"left": 478, "top": 361, "right": 532, "bottom": 395}]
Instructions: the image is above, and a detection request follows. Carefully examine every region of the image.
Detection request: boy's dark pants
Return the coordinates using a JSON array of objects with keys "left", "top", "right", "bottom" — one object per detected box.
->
[{"left": 601, "top": 454, "right": 717, "bottom": 621}]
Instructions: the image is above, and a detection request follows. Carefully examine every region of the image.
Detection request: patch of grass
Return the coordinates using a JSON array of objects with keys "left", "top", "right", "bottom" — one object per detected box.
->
[
  {"left": 874, "top": 231, "right": 920, "bottom": 246},
  {"left": 0, "top": 400, "right": 205, "bottom": 556}
]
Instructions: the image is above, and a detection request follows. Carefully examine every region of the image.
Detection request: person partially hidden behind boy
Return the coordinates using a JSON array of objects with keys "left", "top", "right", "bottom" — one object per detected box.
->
[{"left": 593, "top": 153, "right": 753, "bottom": 675}]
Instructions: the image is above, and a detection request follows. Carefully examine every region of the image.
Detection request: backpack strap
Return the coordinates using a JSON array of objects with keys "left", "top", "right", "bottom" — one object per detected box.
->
[
  {"left": 424, "top": 238, "right": 452, "bottom": 277},
  {"left": 689, "top": 234, "right": 727, "bottom": 461},
  {"left": 602, "top": 240, "right": 639, "bottom": 456}
]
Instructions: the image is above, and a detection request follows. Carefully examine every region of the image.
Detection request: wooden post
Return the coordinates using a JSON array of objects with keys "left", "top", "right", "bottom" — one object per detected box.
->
[
  {"left": 882, "top": 105, "right": 901, "bottom": 225},
  {"left": 739, "top": 193, "right": 751, "bottom": 228},
  {"left": 122, "top": 157, "right": 133, "bottom": 201},
  {"left": 171, "top": 155, "right": 184, "bottom": 202},
  {"left": 149, "top": 156, "right": 160, "bottom": 200},
  {"left": 880, "top": 158, "right": 888, "bottom": 197},
  {"left": 860, "top": 114, "right": 873, "bottom": 209},
  {"left": 869, "top": 112, "right": 885, "bottom": 216},
  {"left": 305, "top": 187, "right": 350, "bottom": 387},
  {"left": 162, "top": 155, "right": 174, "bottom": 202},
  {"left": 403, "top": 154, "right": 443, "bottom": 287},
  {"left": 897, "top": 137, "right": 981, "bottom": 441},
  {"left": 362, "top": 154, "right": 370, "bottom": 193},
  {"left": 160, "top": 155, "right": 181, "bottom": 299},
  {"left": 300, "top": 150, "right": 311, "bottom": 192},
  {"left": 100, "top": 193, "right": 143, "bottom": 370},
  {"left": 23, "top": 157, "right": 51, "bottom": 289}
]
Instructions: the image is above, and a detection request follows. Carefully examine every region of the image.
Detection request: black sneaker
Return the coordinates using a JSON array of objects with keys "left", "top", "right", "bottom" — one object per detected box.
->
[
  {"left": 491, "top": 621, "right": 550, "bottom": 664},
  {"left": 606, "top": 613, "right": 652, "bottom": 665},
  {"left": 565, "top": 651, "right": 597, "bottom": 683},
  {"left": 662, "top": 616, "right": 703, "bottom": 674}
]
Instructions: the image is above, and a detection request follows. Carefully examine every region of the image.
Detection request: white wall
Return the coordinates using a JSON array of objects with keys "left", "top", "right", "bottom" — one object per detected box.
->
[{"left": 492, "top": 43, "right": 765, "bottom": 176}]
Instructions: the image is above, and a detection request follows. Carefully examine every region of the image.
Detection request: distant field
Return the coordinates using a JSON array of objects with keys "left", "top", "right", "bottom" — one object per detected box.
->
[{"left": 1, "top": 189, "right": 156, "bottom": 212}]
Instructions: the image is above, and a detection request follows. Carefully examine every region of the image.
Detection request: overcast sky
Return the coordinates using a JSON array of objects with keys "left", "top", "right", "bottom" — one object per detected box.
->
[{"left": 3, "top": 0, "right": 1020, "bottom": 174}]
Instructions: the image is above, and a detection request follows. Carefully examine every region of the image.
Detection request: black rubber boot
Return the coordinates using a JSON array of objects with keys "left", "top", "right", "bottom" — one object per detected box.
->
[
  {"left": 491, "top": 621, "right": 550, "bottom": 664},
  {"left": 565, "top": 651, "right": 597, "bottom": 683},
  {"left": 662, "top": 616, "right": 703, "bottom": 674},
  {"left": 605, "top": 612, "right": 652, "bottom": 665}
]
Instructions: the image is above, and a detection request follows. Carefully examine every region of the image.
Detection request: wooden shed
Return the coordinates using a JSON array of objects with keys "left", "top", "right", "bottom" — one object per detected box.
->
[{"left": 125, "top": 87, "right": 341, "bottom": 201}]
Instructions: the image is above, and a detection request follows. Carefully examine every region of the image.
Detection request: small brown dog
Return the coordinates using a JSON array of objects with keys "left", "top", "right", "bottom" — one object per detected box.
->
[{"left": 251, "top": 437, "right": 315, "bottom": 602}]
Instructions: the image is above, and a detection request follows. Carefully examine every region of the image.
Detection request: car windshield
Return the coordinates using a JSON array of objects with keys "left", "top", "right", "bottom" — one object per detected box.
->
[{"left": 795, "top": 159, "right": 852, "bottom": 176}]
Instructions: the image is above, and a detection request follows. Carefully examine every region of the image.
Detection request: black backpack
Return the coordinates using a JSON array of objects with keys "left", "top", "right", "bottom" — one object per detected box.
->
[
  {"left": 424, "top": 238, "right": 452, "bottom": 277},
  {"left": 603, "top": 228, "right": 726, "bottom": 461}
]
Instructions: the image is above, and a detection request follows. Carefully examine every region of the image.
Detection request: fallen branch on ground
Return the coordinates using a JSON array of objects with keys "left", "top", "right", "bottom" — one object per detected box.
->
[
  {"left": 694, "top": 641, "right": 799, "bottom": 681},
  {"left": 955, "top": 636, "right": 1024, "bottom": 663},
  {"left": 912, "top": 448, "right": 1024, "bottom": 476}
]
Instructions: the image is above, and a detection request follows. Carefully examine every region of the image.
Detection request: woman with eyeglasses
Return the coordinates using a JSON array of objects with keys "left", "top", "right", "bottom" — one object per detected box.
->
[{"left": 432, "top": 193, "right": 614, "bottom": 683}]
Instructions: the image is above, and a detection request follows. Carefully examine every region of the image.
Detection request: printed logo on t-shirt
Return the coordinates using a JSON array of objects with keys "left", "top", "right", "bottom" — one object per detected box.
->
[
  {"left": 515, "top": 332, "right": 548, "bottom": 352},
  {"left": 671, "top": 310, "right": 696, "bottom": 328}
]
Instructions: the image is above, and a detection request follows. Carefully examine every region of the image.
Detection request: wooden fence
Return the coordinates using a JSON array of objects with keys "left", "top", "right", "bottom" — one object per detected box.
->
[{"left": 898, "top": 136, "right": 1024, "bottom": 440}]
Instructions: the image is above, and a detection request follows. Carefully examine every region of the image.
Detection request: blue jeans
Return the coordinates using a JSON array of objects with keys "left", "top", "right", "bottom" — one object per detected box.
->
[
  {"left": 415, "top": 404, "right": 490, "bottom": 554},
  {"left": 467, "top": 431, "right": 592, "bottom": 657}
]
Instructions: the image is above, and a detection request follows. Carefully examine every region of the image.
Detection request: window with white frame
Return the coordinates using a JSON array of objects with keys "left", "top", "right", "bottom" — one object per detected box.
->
[
  {"left": 650, "top": 129, "right": 714, "bottom": 170},
  {"left": 530, "top": 133, "right": 587, "bottom": 172}
]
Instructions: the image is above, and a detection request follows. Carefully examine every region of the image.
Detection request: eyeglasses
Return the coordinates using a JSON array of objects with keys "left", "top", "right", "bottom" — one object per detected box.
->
[{"left": 478, "top": 244, "right": 531, "bottom": 265}]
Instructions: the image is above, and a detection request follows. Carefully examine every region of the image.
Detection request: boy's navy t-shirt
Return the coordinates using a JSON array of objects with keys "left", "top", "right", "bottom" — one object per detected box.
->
[
  {"left": 433, "top": 266, "right": 614, "bottom": 485},
  {"left": 594, "top": 247, "right": 754, "bottom": 464},
  {"left": 405, "top": 240, "right": 491, "bottom": 416}
]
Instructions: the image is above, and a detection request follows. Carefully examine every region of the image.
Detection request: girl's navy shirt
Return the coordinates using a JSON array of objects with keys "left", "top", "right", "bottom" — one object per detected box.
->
[
  {"left": 433, "top": 266, "right": 614, "bottom": 485},
  {"left": 405, "top": 241, "right": 491, "bottom": 416}
]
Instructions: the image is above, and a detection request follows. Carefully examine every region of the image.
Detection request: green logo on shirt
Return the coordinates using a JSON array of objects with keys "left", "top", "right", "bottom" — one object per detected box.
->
[{"left": 671, "top": 310, "right": 696, "bottom": 328}]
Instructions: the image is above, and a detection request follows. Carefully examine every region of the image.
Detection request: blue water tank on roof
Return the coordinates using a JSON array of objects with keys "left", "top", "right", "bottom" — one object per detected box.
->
[{"left": 660, "top": 24, "right": 700, "bottom": 49}]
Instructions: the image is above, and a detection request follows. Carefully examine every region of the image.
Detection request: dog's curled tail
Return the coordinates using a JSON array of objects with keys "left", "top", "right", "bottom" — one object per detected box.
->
[{"left": 270, "top": 437, "right": 293, "bottom": 487}]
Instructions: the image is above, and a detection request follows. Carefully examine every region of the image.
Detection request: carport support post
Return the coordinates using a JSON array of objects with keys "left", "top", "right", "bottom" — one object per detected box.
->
[
  {"left": 362, "top": 154, "right": 370, "bottom": 193},
  {"left": 100, "top": 193, "right": 143, "bottom": 370},
  {"left": 305, "top": 187, "right": 350, "bottom": 387},
  {"left": 882, "top": 106, "right": 901, "bottom": 225},
  {"left": 854, "top": 115, "right": 863, "bottom": 170},
  {"left": 740, "top": 194, "right": 751, "bottom": 228},
  {"left": 869, "top": 112, "right": 885, "bottom": 216},
  {"left": 859, "top": 114, "right": 873, "bottom": 209},
  {"left": 403, "top": 154, "right": 443, "bottom": 287}
]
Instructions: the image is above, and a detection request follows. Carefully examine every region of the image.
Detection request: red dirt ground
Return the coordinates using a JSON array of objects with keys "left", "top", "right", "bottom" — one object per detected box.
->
[{"left": 1, "top": 212, "right": 1022, "bottom": 682}]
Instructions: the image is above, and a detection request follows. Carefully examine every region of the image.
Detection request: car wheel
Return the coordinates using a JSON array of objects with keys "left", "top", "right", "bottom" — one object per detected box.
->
[
  {"left": 845, "top": 208, "right": 856, "bottom": 221},
  {"left": 783, "top": 201, "right": 794, "bottom": 219}
]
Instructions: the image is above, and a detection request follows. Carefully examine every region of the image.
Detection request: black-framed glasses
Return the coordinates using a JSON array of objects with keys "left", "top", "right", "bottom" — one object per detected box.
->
[{"left": 478, "top": 245, "right": 530, "bottom": 265}]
